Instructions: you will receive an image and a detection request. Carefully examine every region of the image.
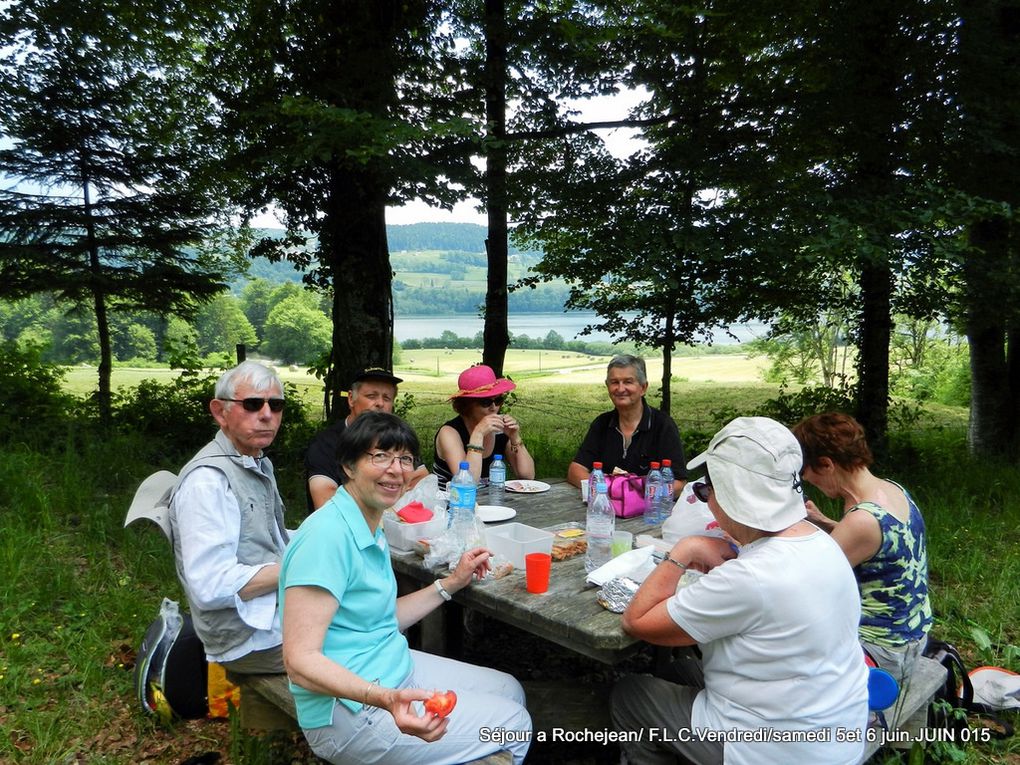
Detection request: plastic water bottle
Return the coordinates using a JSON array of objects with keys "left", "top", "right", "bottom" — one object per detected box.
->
[
  {"left": 660, "top": 459, "right": 675, "bottom": 521},
  {"left": 448, "top": 461, "right": 477, "bottom": 528},
  {"left": 644, "top": 462, "right": 664, "bottom": 525},
  {"left": 489, "top": 454, "right": 506, "bottom": 505},
  {"left": 585, "top": 479, "right": 614, "bottom": 572},
  {"left": 587, "top": 462, "right": 605, "bottom": 511}
]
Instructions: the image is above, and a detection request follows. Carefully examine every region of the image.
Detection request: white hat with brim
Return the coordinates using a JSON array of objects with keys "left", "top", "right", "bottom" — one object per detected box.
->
[
  {"left": 970, "top": 667, "right": 1020, "bottom": 710},
  {"left": 686, "top": 416, "right": 806, "bottom": 533},
  {"left": 123, "top": 469, "right": 177, "bottom": 541}
]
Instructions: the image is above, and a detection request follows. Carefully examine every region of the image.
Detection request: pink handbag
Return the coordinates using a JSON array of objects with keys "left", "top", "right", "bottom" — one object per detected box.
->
[{"left": 605, "top": 474, "right": 648, "bottom": 518}]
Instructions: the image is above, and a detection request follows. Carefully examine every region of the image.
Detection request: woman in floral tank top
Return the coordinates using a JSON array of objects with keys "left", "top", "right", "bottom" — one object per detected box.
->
[{"left": 794, "top": 412, "right": 933, "bottom": 687}]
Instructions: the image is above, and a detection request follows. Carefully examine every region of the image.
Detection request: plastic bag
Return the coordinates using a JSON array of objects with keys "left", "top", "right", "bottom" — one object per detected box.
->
[
  {"left": 422, "top": 514, "right": 486, "bottom": 571},
  {"left": 661, "top": 482, "right": 726, "bottom": 544},
  {"left": 394, "top": 473, "right": 446, "bottom": 517},
  {"left": 207, "top": 661, "right": 241, "bottom": 718}
]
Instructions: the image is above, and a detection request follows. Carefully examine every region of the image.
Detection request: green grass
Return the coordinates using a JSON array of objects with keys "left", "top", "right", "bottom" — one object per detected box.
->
[{"left": 1, "top": 368, "right": 1017, "bottom": 764}]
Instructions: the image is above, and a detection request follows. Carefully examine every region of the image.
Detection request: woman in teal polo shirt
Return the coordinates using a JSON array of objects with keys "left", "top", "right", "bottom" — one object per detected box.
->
[{"left": 280, "top": 411, "right": 531, "bottom": 764}]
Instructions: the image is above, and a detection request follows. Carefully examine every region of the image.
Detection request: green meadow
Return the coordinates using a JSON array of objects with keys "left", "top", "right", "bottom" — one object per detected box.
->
[{"left": 1, "top": 356, "right": 1016, "bottom": 764}]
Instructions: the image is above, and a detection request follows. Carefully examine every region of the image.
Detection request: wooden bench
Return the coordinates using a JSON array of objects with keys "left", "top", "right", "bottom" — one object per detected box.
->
[
  {"left": 232, "top": 656, "right": 943, "bottom": 765},
  {"left": 861, "top": 655, "right": 948, "bottom": 763},
  {"left": 229, "top": 672, "right": 512, "bottom": 765}
]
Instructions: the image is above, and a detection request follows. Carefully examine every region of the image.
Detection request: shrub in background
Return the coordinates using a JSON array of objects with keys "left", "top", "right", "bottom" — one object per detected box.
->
[
  {"left": 0, "top": 340, "right": 75, "bottom": 442},
  {"left": 110, "top": 372, "right": 220, "bottom": 463},
  {"left": 891, "top": 339, "right": 971, "bottom": 407},
  {"left": 109, "top": 372, "right": 315, "bottom": 472}
]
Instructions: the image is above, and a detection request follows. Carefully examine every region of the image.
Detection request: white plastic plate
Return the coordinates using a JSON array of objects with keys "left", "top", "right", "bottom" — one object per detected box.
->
[{"left": 476, "top": 505, "right": 517, "bottom": 523}]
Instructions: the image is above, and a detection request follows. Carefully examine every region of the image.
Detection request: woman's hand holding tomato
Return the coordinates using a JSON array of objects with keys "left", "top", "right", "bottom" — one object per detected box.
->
[
  {"left": 424, "top": 689, "right": 457, "bottom": 718},
  {"left": 385, "top": 687, "right": 449, "bottom": 741}
]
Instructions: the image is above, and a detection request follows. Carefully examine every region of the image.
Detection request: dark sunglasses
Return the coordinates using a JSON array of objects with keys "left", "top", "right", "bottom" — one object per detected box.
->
[
  {"left": 475, "top": 396, "right": 505, "bottom": 408},
  {"left": 220, "top": 397, "right": 286, "bottom": 413},
  {"left": 692, "top": 480, "right": 713, "bottom": 503}
]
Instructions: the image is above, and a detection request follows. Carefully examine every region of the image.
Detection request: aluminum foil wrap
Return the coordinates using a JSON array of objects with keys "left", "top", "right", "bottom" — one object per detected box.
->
[{"left": 596, "top": 576, "right": 641, "bottom": 613}]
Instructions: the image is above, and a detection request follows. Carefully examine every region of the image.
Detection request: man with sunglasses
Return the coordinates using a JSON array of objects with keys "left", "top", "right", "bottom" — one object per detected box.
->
[
  {"left": 168, "top": 361, "right": 290, "bottom": 675},
  {"left": 305, "top": 367, "right": 427, "bottom": 511}
]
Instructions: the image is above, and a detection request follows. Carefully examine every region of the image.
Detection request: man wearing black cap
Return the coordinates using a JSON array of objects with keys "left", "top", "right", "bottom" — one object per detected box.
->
[{"left": 305, "top": 368, "right": 425, "bottom": 511}]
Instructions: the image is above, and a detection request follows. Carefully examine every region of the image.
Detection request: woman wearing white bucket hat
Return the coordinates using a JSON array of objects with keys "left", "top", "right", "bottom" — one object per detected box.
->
[{"left": 612, "top": 416, "right": 869, "bottom": 765}]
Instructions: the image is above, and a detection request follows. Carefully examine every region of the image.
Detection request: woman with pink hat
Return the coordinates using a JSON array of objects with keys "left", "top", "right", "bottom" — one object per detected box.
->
[{"left": 433, "top": 365, "right": 535, "bottom": 488}]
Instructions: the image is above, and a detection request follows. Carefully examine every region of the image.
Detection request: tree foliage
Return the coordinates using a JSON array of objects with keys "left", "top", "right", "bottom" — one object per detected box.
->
[
  {"left": 263, "top": 295, "right": 332, "bottom": 365},
  {"left": 509, "top": 0, "right": 1019, "bottom": 453},
  {"left": 513, "top": 0, "right": 811, "bottom": 414},
  {"left": 201, "top": 0, "right": 481, "bottom": 416},
  {"left": 0, "top": 0, "right": 239, "bottom": 421},
  {"left": 194, "top": 294, "right": 258, "bottom": 357}
]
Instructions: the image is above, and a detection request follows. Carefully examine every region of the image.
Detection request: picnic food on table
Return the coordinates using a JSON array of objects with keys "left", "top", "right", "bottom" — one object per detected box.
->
[
  {"left": 551, "top": 527, "right": 588, "bottom": 560},
  {"left": 489, "top": 559, "right": 514, "bottom": 579}
]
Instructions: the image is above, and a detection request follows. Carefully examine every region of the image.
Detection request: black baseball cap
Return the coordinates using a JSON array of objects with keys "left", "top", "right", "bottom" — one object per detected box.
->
[{"left": 351, "top": 367, "right": 403, "bottom": 386}]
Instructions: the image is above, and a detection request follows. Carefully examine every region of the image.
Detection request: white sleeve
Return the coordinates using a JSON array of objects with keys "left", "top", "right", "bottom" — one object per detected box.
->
[
  {"left": 666, "top": 558, "right": 764, "bottom": 643},
  {"left": 174, "top": 467, "right": 277, "bottom": 630}
]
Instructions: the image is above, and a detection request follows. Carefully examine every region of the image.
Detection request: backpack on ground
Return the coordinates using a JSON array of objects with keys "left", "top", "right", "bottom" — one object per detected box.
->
[
  {"left": 923, "top": 638, "right": 1014, "bottom": 740},
  {"left": 134, "top": 598, "right": 208, "bottom": 720}
]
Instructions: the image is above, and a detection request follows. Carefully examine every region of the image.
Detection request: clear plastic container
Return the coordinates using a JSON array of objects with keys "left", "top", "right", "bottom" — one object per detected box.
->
[
  {"left": 588, "top": 462, "right": 605, "bottom": 512},
  {"left": 484, "top": 522, "right": 554, "bottom": 568}
]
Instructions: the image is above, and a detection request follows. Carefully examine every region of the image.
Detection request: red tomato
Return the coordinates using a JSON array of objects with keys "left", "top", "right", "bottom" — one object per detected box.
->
[{"left": 423, "top": 689, "right": 457, "bottom": 718}]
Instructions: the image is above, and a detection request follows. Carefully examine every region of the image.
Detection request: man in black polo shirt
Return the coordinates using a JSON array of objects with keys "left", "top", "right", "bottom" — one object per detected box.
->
[
  {"left": 304, "top": 368, "right": 426, "bottom": 511},
  {"left": 567, "top": 354, "right": 686, "bottom": 494}
]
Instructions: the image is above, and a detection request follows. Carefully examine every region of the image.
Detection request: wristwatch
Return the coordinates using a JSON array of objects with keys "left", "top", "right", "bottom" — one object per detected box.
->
[
  {"left": 434, "top": 579, "right": 452, "bottom": 601},
  {"left": 660, "top": 554, "right": 688, "bottom": 572}
]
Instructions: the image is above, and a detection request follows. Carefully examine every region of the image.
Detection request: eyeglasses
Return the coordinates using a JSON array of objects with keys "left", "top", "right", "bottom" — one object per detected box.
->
[
  {"left": 220, "top": 397, "right": 286, "bottom": 413},
  {"left": 692, "top": 481, "right": 713, "bottom": 503},
  {"left": 364, "top": 451, "right": 416, "bottom": 470},
  {"left": 475, "top": 396, "right": 505, "bottom": 408}
]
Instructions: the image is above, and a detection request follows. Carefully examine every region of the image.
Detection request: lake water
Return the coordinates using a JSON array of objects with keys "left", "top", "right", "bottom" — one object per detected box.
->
[{"left": 394, "top": 312, "right": 768, "bottom": 345}]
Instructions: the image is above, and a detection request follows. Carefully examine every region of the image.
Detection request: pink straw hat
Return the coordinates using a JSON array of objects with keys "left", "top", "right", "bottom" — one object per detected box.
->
[{"left": 449, "top": 364, "right": 517, "bottom": 399}]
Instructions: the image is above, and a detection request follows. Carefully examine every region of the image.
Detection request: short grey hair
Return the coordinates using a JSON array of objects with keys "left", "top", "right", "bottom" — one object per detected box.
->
[
  {"left": 214, "top": 361, "right": 283, "bottom": 402},
  {"left": 607, "top": 354, "right": 647, "bottom": 386}
]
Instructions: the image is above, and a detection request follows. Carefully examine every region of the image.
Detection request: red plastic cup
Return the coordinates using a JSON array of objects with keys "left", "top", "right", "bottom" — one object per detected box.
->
[{"left": 525, "top": 552, "right": 552, "bottom": 593}]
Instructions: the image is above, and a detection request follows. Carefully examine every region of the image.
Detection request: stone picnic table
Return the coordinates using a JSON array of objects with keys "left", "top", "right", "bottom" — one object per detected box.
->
[{"left": 390, "top": 478, "right": 662, "bottom": 665}]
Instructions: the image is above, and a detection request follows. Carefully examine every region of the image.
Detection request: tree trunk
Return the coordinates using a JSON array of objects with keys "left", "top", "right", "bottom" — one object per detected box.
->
[
  {"left": 660, "top": 312, "right": 674, "bottom": 415},
  {"left": 855, "top": 256, "right": 892, "bottom": 450},
  {"left": 956, "top": 4, "right": 1020, "bottom": 458},
  {"left": 82, "top": 176, "right": 111, "bottom": 425},
  {"left": 968, "top": 323, "right": 1012, "bottom": 457},
  {"left": 481, "top": 0, "right": 509, "bottom": 376},
  {"left": 965, "top": 217, "right": 1018, "bottom": 457},
  {"left": 323, "top": 165, "right": 393, "bottom": 418}
]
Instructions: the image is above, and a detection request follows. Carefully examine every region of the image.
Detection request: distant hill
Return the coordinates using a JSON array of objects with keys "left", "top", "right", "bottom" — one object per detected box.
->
[
  {"left": 388, "top": 222, "right": 487, "bottom": 253},
  {"left": 240, "top": 222, "right": 562, "bottom": 314},
  {"left": 254, "top": 222, "right": 535, "bottom": 255}
]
